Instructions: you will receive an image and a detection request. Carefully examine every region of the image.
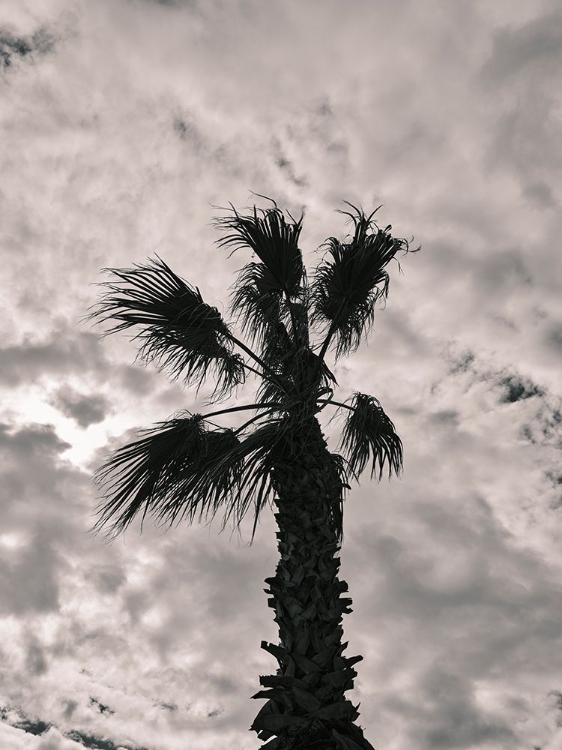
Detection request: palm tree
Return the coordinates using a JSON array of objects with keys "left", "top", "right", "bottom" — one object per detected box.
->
[{"left": 88, "top": 197, "right": 417, "bottom": 750}]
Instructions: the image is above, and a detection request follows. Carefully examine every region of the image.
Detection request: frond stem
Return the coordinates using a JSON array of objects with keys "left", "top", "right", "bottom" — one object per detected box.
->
[
  {"left": 234, "top": 410, "right": 277, "bottom": 435},
  {"left": 201, "top": 403, "right": 282, "bottom": 421},
  {"left": 243, "top": 362, "right": 270, "bottom": 380},
  {"left": 310, "top": 298, "right": 348, "bottom": 388},
  {"left": 316, "top": 299, "right": 348, "bottom": 365},
  {"left": 317, "top": 398, "right": 354, "bottom": 412}
]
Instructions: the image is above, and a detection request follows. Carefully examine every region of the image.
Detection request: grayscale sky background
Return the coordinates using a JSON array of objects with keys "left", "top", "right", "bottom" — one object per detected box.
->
[{"left": 1, "top": 1, "right": 562, "bottom": 749}]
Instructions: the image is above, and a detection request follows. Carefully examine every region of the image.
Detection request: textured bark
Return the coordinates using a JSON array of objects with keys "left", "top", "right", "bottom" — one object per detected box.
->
[{"left": 251, "top": 417, "right": 375, "bottom": 750}]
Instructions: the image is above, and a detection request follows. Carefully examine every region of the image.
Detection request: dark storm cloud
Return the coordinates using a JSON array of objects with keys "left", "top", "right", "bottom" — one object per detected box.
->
[
  {"left": 0, "top": 421, "right": 70, "bottom": 464},
  {"left": 442, "top": 343, "right": 548, "bottom": 410},
  {"left": 482, "top": 12, "right": 562, "bottom": 83},
  {"left": 0, "top": 700, "right": 153, "bottom": 749},
  {"left": 499, "top": 373, "right": 543, "bottom": 404},
  {"left": 89, "top": 698, "right": 114, "bottom": 717},
  {"left": 0, "top": 328, "right": 158, "bottom": 405},
  {"left": 0, "top": 26, "right": 54, "bottom": 69},
  {"left": 546, "top": 472, "right": 562, "bottom": 487},
  {"left": 51, "top": 388, "right": 110, "bottom": 428},
  {"left": 1, "top": 707, "right": 51, "bottom": 737},
  {"left": 0, "top": 332, "right": 108, "bottom": 387},
  {"left": 0, "top": 423, "right": 78, "bottom": 616},
  {"left": 0, "top": 531, "right": 60, "bottom": 615},
  {"left": 0, "top": 421, "right": 92, "bottom": 622}
]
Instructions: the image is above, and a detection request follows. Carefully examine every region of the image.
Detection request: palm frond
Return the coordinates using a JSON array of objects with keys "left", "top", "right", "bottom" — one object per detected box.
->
[
  {"left": 214, "top": 418, "right": 292, "bottom": 542},
  {"left": 256, "top": 374, "right": 291, "bottom": 410},
  {"left": 338, "top": 392, "right": 403, "bottom": 480},
  {"left": 310, "top": 203, "right": 415, "bottom": 359},
  {"left": 92, "top": 414, "right": 215, "bottom": 536},
  {"left": 214, "top": 202, "right": 305, "bottom": 298},
  {"left": 151, "top": 416, "right": 292, "bottom": 544},
  {"left": 87, "top": 256, "right": 245, "bottom": 401},
  {"left": 230, "top": 262, "right": 285, "bottom": 345},
  {"left": 93, "top": 412, "right": 293, "bottom": 544}
]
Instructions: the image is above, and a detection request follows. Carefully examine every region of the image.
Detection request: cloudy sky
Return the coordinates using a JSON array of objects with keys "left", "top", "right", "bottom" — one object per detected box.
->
[{"left": 1, "top": 0, "right": 562, "bottom": 748}]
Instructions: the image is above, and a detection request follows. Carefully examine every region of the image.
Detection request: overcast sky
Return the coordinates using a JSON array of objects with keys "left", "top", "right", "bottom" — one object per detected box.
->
[{"left": 1, "top": 1, "right": 562, "bottom": 749}]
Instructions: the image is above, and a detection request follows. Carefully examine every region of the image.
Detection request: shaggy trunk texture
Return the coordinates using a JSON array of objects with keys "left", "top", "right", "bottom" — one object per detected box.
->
[{"left": 250, "top": 417, "right": 375, "bottom": 750}]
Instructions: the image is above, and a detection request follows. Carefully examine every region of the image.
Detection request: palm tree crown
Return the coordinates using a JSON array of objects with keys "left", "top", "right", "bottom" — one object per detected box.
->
[{"left": 89, "top": 199, "right": 416, "bottom": 545}]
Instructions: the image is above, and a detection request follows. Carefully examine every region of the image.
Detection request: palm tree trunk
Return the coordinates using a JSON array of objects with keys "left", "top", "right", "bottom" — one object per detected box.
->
[{"left": 250, "top": 417, "right": 375, "bottom": 750}]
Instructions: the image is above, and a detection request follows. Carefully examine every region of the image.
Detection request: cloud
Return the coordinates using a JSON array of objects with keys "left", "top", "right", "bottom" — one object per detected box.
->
[
  {"left": 25, "top": 633, "right": 50, "bottom": 676},
  {"left": 0, "top": 422, "right": 80, "bottom": 526},
  {"left": 344, "top": 477, "right": 562, "bottom": 749},
  {"left": 0, "top": 702, "right": 150, "bottom": 749},
  {"left": 546, "top": 325, "right": 562, "bottom": 353},
  {"left": 482, "top": 12, "right": 562, "bottom": 83},
  {"left": 0, "top": 531, "right": 60, "bottom": 615},
  {"left": 0, "top": 333, "right": 109, "bottom": 388},
  {"left": 0, "top": 25, "right": 54, "bottom": 69},
  {"left": 0, "top": 421, "right": 70, "bottom": 457},
  {"left": 51, "top": 388, "right": 110, "bottom": 428},
  {"left": 480, "top": 12, "right": 562, "bottom": 209},
  {"left": 499, "top": 373, "right": 543, "bottom": 403}
]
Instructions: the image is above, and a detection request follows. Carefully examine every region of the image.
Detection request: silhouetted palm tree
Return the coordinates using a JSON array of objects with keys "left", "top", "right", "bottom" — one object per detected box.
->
[{"left": 89, "top": 197, "right": 417, "bottom": 750}]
